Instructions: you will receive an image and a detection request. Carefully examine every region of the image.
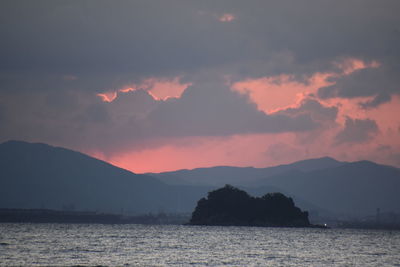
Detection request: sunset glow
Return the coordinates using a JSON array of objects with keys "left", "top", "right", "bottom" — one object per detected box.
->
[
  {"left": 97, "top": 92, "right": 118, "bottom": 102},
  {"left": 2, "top": 3, "right": 400, "bottom": 264},
  {"left": 2, "top": 1, "right": 399, "bottom": 173},
  {"left": 231, "top": 58, "right": 379, "bottom": 114},
  {"left": 231, "top": 73, "right": 333, "bottom": 114},
  {"left": 97, "top": 77, "right": 191, "bottom": 103}
]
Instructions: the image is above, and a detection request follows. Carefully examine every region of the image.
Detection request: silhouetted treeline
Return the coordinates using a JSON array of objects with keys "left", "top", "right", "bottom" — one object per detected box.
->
[{"left": 189, "top": 185, "right": 310, "bottom": 227}]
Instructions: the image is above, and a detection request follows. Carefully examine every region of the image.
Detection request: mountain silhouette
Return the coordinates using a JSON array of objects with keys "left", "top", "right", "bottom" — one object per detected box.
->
[
  {"left": 148, "top": 157, "right": 344, "bottom": 186},
  {"left": 150, "top": 157, "right": 400, "bottom": 217},
  {"left": 2, "top": 140, "right": 399, "bottom": 219},
  {"left": 0, "top": 140, "right": 210, "bottom": 214},
  {"left": 255, "top": 160, "right": 400, "bottom": 216}
]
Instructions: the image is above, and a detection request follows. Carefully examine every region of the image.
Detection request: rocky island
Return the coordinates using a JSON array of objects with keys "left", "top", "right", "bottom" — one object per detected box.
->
[{"left": 189, "top": 185, "right": 311, "bottom": 227}]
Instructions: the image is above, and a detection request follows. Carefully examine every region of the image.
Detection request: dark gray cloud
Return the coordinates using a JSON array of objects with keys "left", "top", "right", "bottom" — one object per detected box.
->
[
  {"left": 359, "top": 93, "right": 392, "bottom": 109},
  {"left": 335, "top": 117, "right": 379, "bottom": 144},
  {"left": 144, "top": 81, "right": 318, "bottom": 138},
  {"left": 276, "top": 98, "right": 338, "bottom": 126},
  {"left": 0, "top": 0, "right": 399, "bottom": 155},
  {"left": 318, "top": 66, "right": 400, "bottom": 107},
  {"left": 273, "top": 97, "right": 339, "bottom": 145},
  {"left": 1, "top": 0, "right": 400, "bottom": 93},
  {"left": 0, "top": 80, "right": 324, "bottom": 154}
]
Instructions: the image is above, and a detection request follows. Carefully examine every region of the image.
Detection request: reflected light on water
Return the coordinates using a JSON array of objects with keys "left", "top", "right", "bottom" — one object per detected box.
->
[{"left": 0, "top": 223, "right": 399, "bottom": 266}]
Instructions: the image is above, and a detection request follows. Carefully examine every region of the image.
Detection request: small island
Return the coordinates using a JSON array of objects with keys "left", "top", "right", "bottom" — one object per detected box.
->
[{"left": 189, "top": 185, "right": 312, "bottom": 227}]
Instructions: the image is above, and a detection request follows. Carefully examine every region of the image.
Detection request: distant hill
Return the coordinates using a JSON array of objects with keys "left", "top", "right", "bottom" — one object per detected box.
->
[
  {"left": 2, "top": 140, "right": 399, "bottom": 220},
  {"left": 150, "top": 158, "right": 400, "bottom": 217},
  {"left": 147, "top": 157, "right": 344, "bottom": 186},
  {"left": 255, "top": 160, "right": 400, "bottom": 217},
  {"left": 0, "top": 140, "right": 211, "bottom": 214}
]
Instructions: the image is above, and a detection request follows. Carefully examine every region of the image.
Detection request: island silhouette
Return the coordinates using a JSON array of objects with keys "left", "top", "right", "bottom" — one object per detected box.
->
[{"left": 189, "top": 185, "right": 312, "bottom": 227}]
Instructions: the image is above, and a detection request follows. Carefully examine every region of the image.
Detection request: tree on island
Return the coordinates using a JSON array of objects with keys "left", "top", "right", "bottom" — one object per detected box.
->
[{"left": 189, "top": 185, "right": 310, "bottom": 227}]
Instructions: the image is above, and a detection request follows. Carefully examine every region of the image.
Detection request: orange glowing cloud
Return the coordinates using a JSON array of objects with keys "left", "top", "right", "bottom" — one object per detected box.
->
[
  {"left": 89, "top": 59, "right": 399, "bottom": 173},
  {"left": 92, "top": 134, "right": 297, "bottom": 173},
  {"left": 231, "top": 58, "right": 381, "bottom": 114},
  {"left": 90, "top": 129, "right": 398, "bottom": 174},
  {"left": 97, "top": 91, "right": 117, "bottom": 102},
  {"left": 218, "top": 13, "right": 235, "bottom": 22},
  {"left": 146, "top": 77, "right": 192, "bottom": 100},
  {"left": 334, "top": 58, "right": 380, "bottom": 75},
  {"left": 97, "top": 77, "right": 191, "bottom": 102},
  {"left": 88, "top": 92, "right": 400, "bottom": 173},
  {"left": 325, "top": 95, "right": 400, "bottom": 142},
  {"left": 232, "top": 73, "right": 333, "bottom": 114}
]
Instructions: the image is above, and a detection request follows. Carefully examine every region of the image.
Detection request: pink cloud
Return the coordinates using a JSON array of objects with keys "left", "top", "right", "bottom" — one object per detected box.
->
[
  {"left": 89, "top": 59, "right": 400, "bottom": 173},
  {"left": 97, "top": 76, "right": 191, "bottom": 102},
  {"left": 218, "top": 13, "right": 235, "bottom": 22},
  {"left": 87, "top": 103, "right": 400, "bottom": 172},
  {"left": 89, "top": 130, "right": 386, "bottom": 173},
  {"left": 334, "top": 58, "right": 380, "bottom": 75},
  {"left": 91, "top": 134, "right": 295, "bottom": 173},
  {"left": 123, "top": 77, "right": 192, "bottom": 101},
  {"left": 231, "top": 58, "right": 380, "bottom": 115},
  {"left": 231, "top": 72, "right": 333, "bottom": 114},
  {"left": 97, "top": 91, "right": 117, "bottom": 102}
]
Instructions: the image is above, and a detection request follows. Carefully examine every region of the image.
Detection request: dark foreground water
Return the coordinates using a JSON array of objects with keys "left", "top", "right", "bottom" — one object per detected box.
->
[{"left": 1, "top": 223, "right": 399, "bottom": 266}]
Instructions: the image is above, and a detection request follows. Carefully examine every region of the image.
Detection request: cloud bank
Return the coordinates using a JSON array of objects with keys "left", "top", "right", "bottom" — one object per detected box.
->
[{"left": 1, "top": 0, "right": 399, "bottom": 171}]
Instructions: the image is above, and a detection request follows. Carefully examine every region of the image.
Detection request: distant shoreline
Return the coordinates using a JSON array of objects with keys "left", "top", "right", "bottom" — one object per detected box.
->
[
  {"left": 2, "top": 208, "right": 400, "bottom": 230},
  {"left": 0, "top": 208, "right": 189, "bottom": 225}
]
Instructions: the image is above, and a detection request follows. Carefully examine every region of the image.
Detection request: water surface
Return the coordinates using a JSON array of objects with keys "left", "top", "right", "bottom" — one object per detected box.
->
[{"left": 1, "top": 223, "right": 399, "bottom": 266}]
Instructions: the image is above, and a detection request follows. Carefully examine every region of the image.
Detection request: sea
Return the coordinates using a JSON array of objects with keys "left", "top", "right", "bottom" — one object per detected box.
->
[{"left": 0, "top": 223, "right": 399, "bottom": 266}]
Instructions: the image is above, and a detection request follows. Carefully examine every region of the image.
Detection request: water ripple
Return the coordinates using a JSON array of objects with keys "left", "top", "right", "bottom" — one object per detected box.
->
[{"left": 0, "top": 223, "right": 399, "bottom": 266}]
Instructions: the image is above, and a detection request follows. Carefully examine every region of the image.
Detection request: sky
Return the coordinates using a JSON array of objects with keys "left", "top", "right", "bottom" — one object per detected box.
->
[{"left": 1, "top": 0, "right": 400, "bottom": 173}]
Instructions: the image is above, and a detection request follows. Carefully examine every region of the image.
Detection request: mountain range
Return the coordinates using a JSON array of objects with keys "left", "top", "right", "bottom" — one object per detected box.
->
[
  {"left": 0, "top": 140, "right": 210, "bottom": 214},
  {"left": 1, "top": 140, "right": 399, "bottom": 219},
  {"left": 147, "top": 157, "right": 345, "bottom": 187}
]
